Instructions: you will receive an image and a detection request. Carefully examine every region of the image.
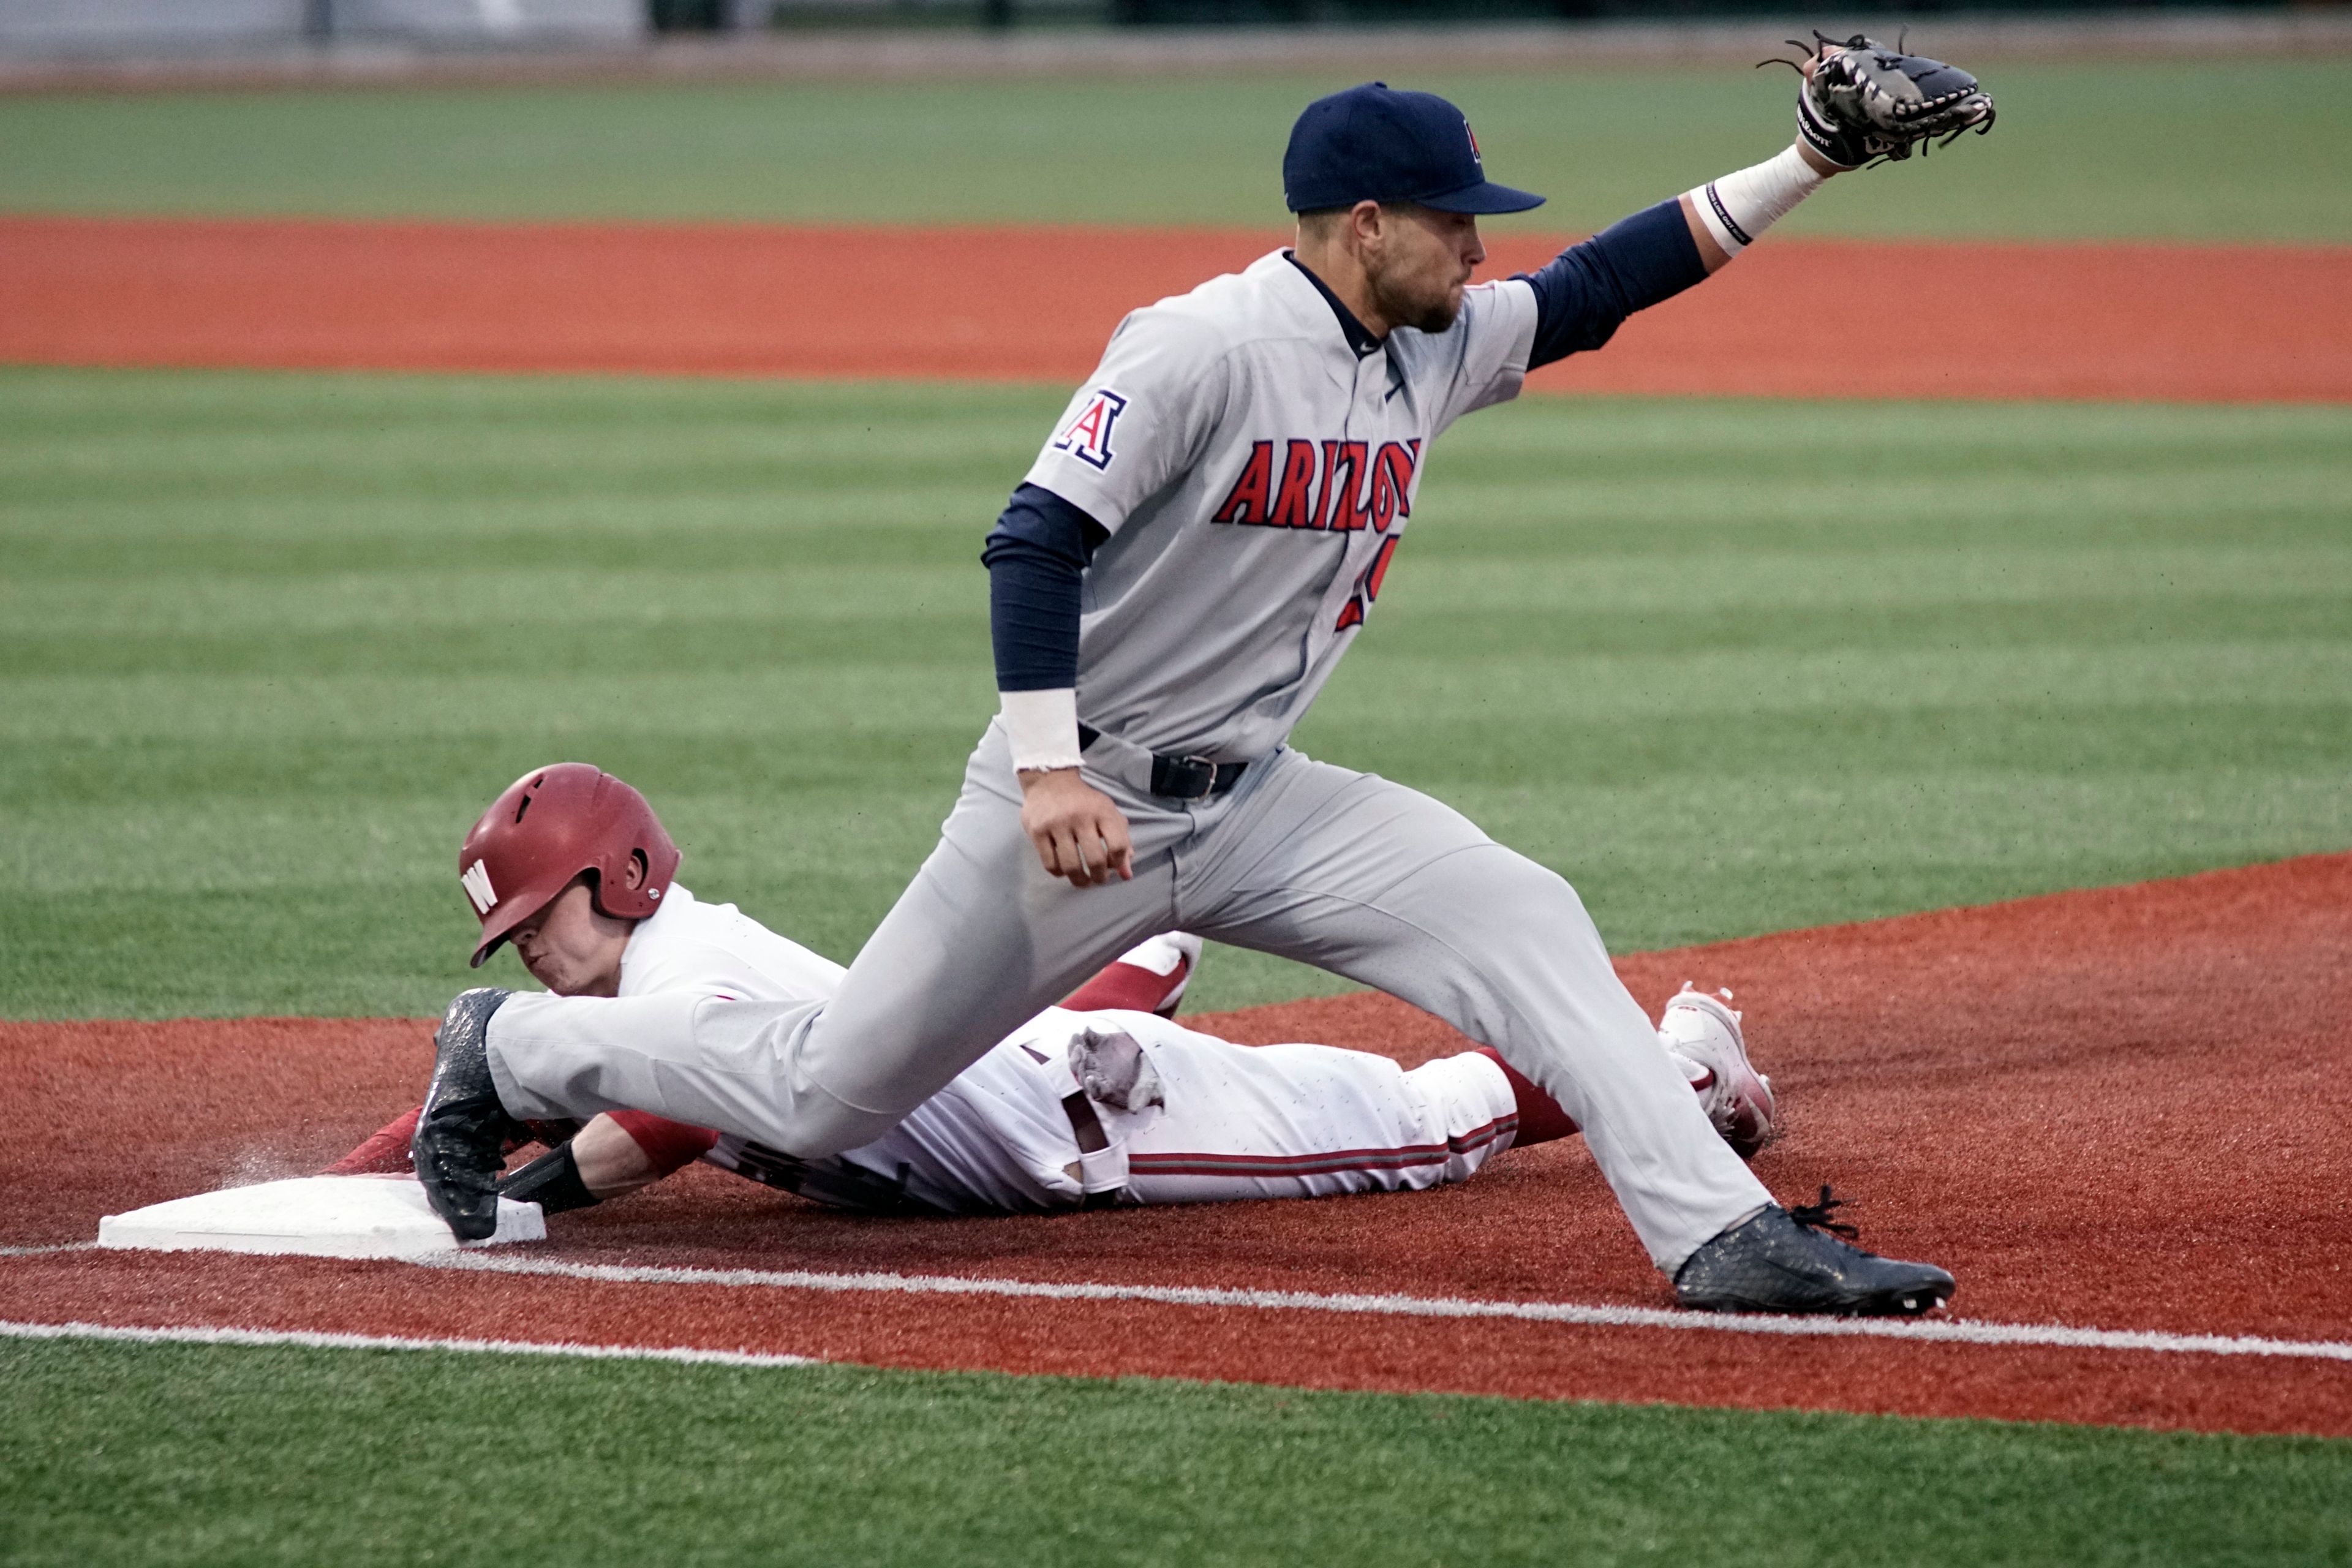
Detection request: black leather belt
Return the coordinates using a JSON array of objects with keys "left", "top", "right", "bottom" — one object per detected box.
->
[
  {"left": 1061, "top": 1091, "right": 1123, "bottom": 1210},
  {"left": 711, "top": 1116, "right": 1124, "bottom": 1213},
  {"left": 1077, "top": 724, "right": 1247, "bottom": 802}
]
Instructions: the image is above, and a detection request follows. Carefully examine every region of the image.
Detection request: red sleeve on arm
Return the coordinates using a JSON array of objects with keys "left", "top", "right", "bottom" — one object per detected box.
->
[
  {"left": 606, "top": 1110, "right": 722, "bottom": 1177},
  {"left": 322, "top": 1106, "right": 423, "bottom": 1175}
]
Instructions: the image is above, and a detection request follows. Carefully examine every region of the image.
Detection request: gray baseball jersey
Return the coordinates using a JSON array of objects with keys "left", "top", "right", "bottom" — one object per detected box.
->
[{"left": 1024, "top": 252, "right": 1539, "bottom": 762}]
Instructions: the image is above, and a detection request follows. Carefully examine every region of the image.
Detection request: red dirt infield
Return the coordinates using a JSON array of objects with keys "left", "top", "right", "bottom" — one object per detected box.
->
[
  {"left": 4, "top": 215, "right": 2348, "bottom": 402},
  {"left": 4, "top": 854, "right": 2348, "bottom": 1435}
]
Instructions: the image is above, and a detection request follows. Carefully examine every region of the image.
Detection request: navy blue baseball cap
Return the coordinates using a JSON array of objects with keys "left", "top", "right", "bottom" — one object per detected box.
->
[{"left": 1283, "top": 82, "right": 1545, "bottom": 216}]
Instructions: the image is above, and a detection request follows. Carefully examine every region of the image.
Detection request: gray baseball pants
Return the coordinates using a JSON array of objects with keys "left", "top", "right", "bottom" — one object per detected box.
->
[{"left": 484, "top": 722, "right": 1771, "bottom": 1270}]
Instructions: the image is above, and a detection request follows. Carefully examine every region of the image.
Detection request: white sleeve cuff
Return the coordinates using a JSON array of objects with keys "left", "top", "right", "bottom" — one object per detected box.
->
[
  {"left": 1000, "top": 687, "right": 1084, "bottom": 774},
  {"left": 1686, "top": 142, "right": 1826, "bottom": 257}
]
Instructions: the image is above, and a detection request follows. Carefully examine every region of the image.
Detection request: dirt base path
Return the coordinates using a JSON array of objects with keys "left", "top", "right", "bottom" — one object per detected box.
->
[
  {"left": 6, "top": 855, "right": 2348, "bottom": 1434},
  {"left": 4, "top": 216, "right": 2347, "bottom": 402}
]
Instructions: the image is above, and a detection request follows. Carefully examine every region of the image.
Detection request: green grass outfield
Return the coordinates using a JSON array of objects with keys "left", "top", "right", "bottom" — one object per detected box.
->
[
  {"left": 3, "top": 59, "right": 2350, "bottom": 240},
  {"left": 4, "top": 368, "right": 2348, "bottom": 1017},
  {"left": 4, "top": 1338, "right": 2349, "bottom": 1568}
]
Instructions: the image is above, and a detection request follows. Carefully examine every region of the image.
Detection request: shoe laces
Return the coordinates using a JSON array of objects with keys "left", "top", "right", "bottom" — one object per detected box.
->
[
  {"left": 1788, "top": 1185, "right": 1860, "bottom": 1240},
  {"left": 1670, "top": 981, "right": 1743, "bottom": 1028}
]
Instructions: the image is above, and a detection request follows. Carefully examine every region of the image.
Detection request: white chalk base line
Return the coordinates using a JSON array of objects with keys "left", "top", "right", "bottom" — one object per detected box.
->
[
  {"left": 9, "top": 1242, "right": 2348, "bottom": 1365},
  {"left": 0, "top": 1317, "right": 819, "bottom": 1370},
  {"left": 412, "top": 1252, "right": 2352, "bottom": 1365}
]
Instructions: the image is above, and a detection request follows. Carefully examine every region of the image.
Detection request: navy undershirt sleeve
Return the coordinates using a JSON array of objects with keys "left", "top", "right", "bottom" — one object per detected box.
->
[
  {"left": 1517, "top": 198, "right": 1708, "bottom": 371},
  {"left": 981, "top": 482, "right": 1108, "bottom": 692}
]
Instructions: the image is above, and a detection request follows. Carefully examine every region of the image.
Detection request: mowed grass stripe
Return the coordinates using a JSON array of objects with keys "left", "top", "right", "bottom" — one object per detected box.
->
[
  {"left": 3, "top": 1336, "right": 2347, "bottom": 1568},
  {"left": 3, "top": 369, "right": 2348, "bottom": 1017},
  {"left": 1, "top": 62, "right": 2349, "bottom": 241}
]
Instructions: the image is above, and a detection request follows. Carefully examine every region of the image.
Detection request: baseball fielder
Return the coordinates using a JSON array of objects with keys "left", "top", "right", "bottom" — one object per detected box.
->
[
  {"left": 417, "top": 50, "right": 1988, "bottom": 1313},
  {"left": 347, "top": 764, "right": 1773, "bottom": 1217}
]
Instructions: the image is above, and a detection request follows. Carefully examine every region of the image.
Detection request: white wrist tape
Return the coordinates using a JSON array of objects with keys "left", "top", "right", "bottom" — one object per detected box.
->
[
  {"left": 1687, "top": 143, "right": 1826, "bottom": 258},
  {"left": 1000, "top": 687, "right": 1084, "bottom": 774}
]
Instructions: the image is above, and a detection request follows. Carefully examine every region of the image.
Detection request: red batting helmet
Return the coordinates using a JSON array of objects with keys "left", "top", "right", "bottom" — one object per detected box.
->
[{"left": 458, "top": 763, "right": 680, "bottom": 968}]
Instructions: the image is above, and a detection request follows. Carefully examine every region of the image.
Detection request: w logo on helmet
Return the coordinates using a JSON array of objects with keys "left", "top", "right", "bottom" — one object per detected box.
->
[{"left": 460, "top": 860, "right": 498, "bottom": 915}]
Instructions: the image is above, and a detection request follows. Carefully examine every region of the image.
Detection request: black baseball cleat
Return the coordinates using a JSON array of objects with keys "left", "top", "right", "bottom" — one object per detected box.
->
[
  {"left": 411, "top": 987, "right": 520, "bottom": 1242},
  {"left": 1674, "top": 1188, "right": 1955, "bottom": 1316}
]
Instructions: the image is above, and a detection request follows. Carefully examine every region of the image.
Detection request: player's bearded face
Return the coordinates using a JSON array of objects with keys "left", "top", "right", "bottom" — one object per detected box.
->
[{"left": 1369, "top": 206, "right": 1485, "bottom": 334}]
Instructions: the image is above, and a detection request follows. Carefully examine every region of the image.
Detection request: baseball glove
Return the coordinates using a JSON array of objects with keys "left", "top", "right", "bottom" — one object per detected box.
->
[{"left": 1770, "top": 32, "right": 1996, "bottom": 170}]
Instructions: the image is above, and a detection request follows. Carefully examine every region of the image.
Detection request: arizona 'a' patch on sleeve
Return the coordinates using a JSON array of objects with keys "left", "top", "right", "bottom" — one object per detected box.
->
[
  {"left": 1025, "top": 305, "right": 1232, "bottom": 535},
  {"left": 1051, "top": 388, "right": 1128, "bottom": 472}
]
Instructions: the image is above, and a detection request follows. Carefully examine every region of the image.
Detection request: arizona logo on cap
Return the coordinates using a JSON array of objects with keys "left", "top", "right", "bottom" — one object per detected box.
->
[{"left": 1281, "top": 83, "right": 1544, "bottom": 217}]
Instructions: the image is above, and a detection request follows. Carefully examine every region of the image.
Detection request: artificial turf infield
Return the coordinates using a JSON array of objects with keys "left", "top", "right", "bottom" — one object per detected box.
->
[
  {"left": 6, "top": 1338, "right": 2346, "bottom": 1568},
  {"left": 9, "top": 846, "right": 2350, "bottom": 1432}
]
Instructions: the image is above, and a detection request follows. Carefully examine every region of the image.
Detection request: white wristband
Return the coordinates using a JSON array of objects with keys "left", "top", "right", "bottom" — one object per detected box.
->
[
  {"left": 1686, "top": 143, "right": 1826, "bottom": 258},
  {"left": 1000, "top": 687, "right": 1084, "bottom": 774}
]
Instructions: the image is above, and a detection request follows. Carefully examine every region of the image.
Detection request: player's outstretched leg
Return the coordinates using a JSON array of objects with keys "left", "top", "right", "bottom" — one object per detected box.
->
[
  {"left": 1183, "top": 755, "right": 1957, "bottom": 1307},
  {"left": 1472, "top": 984, "right": 1778, "bottom": 1159},
  {"left": 1673, "top": 1197, "right": 1954, "bottom": 1316},
  {"left": 412, "top": 987, "right": 519, "bottom": 1242},
  {"left": 1117, "top": 1027, "right": 1520, "bottom": 1205},
  {"left": 1469, "top": 1047, "right": 1581, "bottom": 1147},
  {"left": 1189, "top": 764, "right": 1771, "bottom": 1270}
]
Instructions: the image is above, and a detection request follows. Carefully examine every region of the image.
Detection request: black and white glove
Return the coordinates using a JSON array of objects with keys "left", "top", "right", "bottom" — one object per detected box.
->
[{"left": 1778, "top": 33, "right": 1997, "bottom": 170}]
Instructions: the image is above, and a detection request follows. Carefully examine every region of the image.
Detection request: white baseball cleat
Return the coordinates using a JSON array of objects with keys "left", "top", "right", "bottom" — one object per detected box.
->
[{"left": 1657, "top": 983, "right": 1779, "bottom": 1159}]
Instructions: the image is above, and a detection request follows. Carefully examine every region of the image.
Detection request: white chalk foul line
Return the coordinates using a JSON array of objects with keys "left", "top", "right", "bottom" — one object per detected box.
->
[
  {"left": 0, "top": 1317, "right": 822, "bottom": 1370},
  {"left": 413, "top": 1251, "right": 2352, "bottom": 1364},
  {"left": 17, "top": 1243, "right": 2344, "bottom": 1366}
]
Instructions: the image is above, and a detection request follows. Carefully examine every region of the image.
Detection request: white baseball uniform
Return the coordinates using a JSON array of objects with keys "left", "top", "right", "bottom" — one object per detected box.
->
[
  {"left": 483, "top": 247, "right": 1771, "bottom": 1271},
  {"left": 615, "top": 884, "right": 1520, "bottom": 1214}
]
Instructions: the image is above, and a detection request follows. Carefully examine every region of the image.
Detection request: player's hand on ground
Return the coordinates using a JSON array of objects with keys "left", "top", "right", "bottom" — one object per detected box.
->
[{"left": 1019, "top": 768, "right": 1134, "bottom": 888}]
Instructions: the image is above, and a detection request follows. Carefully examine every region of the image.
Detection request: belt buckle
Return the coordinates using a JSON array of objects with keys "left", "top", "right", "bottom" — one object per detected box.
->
[{"left": 1161, "top": 753, "right": 1219, "bottom": 801}]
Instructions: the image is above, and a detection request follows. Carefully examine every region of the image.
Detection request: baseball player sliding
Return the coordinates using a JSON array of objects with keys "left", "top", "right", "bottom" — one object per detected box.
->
[
  {"left": 342, "top": 764, "right": 1775, "bottom": 1218},
  {"left": 413, "top": 43, "right": 1989, "bottom": 1313}
]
